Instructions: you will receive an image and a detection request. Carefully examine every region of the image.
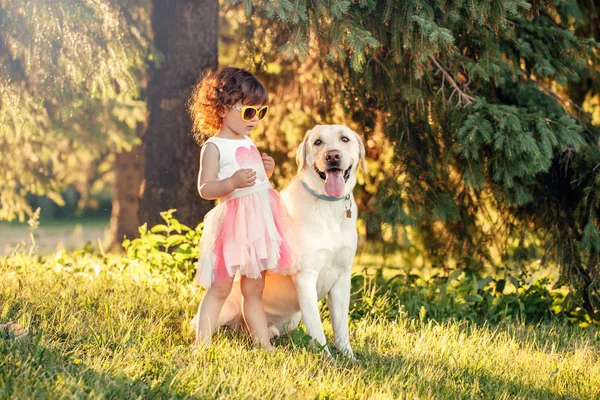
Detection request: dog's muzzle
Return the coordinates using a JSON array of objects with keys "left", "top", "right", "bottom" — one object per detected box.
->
[{"left": 314, "top": 164, "right": 352, "bottom": 183}]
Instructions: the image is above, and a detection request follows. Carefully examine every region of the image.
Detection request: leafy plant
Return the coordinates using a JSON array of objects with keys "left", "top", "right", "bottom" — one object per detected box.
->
[
  {"left": 122, "top": 209, "right": 202, "bottom": 279},
  {"left": 348, "top": 268, "right": 591, "bottom": 326}
]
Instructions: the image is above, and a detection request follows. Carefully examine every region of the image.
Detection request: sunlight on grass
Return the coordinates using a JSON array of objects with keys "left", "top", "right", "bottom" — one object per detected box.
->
[
  {"left": 1, "top": 250, "right": 598, "bottom": 399},
  {"left": 0, "top": 218, "right": 110, "bottom": 256}
]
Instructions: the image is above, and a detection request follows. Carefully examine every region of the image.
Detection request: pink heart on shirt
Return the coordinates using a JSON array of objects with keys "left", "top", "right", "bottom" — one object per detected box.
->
[{"left": 235, "top": 145, "right": 267, "bottom": 181}]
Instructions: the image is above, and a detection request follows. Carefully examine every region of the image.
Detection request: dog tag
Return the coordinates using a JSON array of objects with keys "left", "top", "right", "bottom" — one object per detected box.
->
[{"left": 344, "top": 195, "right": 352, "bottom": 218}]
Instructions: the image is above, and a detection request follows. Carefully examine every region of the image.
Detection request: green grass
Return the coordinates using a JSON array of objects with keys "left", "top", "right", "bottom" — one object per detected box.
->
[{"left": 1, "top": 250, "right": 599, "bottom": 399}]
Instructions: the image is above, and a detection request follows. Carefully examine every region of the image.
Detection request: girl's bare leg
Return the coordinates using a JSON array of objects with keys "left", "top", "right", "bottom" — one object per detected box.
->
[
  {"left": 195, "top": 278, "right": 234, "bottom": 348},
  {"left": 240, "top": 272, "right": 272, "bottom": 350}
]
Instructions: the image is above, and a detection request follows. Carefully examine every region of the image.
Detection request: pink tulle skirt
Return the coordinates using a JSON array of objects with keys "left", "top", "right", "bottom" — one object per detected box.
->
[{"left": 196, "top": 188, "right": 300, "bottom": 288}]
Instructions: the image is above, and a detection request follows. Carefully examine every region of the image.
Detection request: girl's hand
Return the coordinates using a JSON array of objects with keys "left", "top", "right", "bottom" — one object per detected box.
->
[
  {"left": 261, "top": 153, "right": 275, "bottom": 178},
  {"left": 230, "top": 168, "right": 256, "bottom": 189}
]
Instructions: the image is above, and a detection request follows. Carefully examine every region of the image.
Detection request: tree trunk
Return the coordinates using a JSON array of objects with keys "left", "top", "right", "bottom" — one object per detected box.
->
[
  {"left": 108, "top": 143, "right": 144, "bottom": 250},
  {"left": 139, "top": 0, "right": 217, "bottom": 228}
]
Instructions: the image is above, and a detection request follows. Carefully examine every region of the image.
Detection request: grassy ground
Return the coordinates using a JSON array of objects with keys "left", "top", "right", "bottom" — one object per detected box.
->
[
  {"left": 1, "top": 249, "right": 599, "bottom": 399},
  {"left": 0, "top": 218, "right": 109, "bottom": 256}
]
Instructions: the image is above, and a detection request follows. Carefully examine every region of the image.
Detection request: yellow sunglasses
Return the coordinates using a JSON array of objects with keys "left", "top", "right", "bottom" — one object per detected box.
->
[{"left": 227, "top": 104, "right": 269, "bottom": 121}]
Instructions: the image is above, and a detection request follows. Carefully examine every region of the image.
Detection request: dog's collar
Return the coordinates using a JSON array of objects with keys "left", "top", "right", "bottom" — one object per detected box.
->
[{"left": 301, "top": 180, "right": 350, "bottom": 202}]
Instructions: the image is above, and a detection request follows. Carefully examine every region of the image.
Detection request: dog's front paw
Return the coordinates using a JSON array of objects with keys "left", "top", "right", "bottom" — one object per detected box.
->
[
  {"left": 338, "top": 346, "right": 357, "bottom": 363},
  {"left": 346, "top": 352, "right": 358, "bottom": 363}
]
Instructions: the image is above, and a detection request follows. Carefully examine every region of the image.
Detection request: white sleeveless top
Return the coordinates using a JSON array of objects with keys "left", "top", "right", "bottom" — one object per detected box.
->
[{"left": 205, "top": 136, "right": 272, "bottom": 200}]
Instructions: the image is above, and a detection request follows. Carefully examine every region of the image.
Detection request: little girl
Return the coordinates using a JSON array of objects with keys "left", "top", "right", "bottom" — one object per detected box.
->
[{"left": 189, "top": 67, "right": 298, "bottom": 350}]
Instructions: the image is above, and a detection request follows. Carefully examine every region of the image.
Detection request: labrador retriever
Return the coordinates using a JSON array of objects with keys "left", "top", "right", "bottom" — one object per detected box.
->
[{"left": 215, "top": 124, "right": 365, "bottom": 358}]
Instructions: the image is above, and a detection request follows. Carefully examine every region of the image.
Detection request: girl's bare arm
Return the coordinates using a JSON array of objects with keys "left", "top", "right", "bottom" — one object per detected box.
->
[{"left": 197, "top": 143, "right": 256, "bottom": 200}]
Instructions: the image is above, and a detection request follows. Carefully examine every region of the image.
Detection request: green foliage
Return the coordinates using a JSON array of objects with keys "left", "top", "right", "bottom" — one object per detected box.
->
[
  {"left": 347, "top": 268, "right": 593, "bottom": 326},
  {"left": 238, "top": 0, "right": 600, "bottom": 322},
  {"left": 0, "top": 0, "right": 151, "bottom": 221},
  {"left": 455, "top": 97, "right": 586, "bottom": 203},
  {"left": 239, "top": 0, "right": 379, "bottom": 72},
  {"left": 122, "top": 210, "right": 202, "bottom": 279}
]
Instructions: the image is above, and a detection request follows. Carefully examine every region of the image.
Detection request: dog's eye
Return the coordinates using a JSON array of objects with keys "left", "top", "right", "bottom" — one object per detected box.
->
[
  {"left": 341, "top": 136, "right": 350, "bottom": 143},
  {"left": 314, "top": 139, "right": 322, "bottom": 146}
]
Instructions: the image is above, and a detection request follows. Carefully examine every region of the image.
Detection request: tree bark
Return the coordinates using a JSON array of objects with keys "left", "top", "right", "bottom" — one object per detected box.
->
[
  {"left": 139, "top": 0, "right": 217, "bottom": 228},
  {"left": 108, "top": 143, "right": 144, "bottom": 250}
]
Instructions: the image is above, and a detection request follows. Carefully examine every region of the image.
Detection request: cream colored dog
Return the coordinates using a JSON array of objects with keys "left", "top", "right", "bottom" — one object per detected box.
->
[{"left": 216, "top": 124, "right": 365, "bottom": 358}]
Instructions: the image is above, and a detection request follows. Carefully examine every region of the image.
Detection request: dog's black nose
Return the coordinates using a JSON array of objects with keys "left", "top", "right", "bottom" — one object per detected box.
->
[{"left": 325, "top": 150, "right": 341, "bottom": 163}]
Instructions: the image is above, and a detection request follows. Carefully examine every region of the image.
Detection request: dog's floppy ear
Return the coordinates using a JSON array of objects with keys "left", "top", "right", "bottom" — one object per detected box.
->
[
  {"left": 296, "top": 129, "right": 311, "bottom": 170},
  {"left": 353, "top": 129, "right": 367, "bottom": 172}
]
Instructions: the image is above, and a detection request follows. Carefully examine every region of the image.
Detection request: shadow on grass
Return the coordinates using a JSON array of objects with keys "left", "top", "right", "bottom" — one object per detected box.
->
[
  {"left": 0, "top": 335, "right": 191, "bottom": 399},
  {"left": 351, "top": 350, "right": 563, "bottom": 399},
  {"left": 271, "top": 322, "right": 590, "bottom": 400}
]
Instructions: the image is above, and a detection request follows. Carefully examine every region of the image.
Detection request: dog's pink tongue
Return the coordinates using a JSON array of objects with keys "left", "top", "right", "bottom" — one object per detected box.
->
[{"left": 325, "top": 170, "right": 344, "bottom": 198}]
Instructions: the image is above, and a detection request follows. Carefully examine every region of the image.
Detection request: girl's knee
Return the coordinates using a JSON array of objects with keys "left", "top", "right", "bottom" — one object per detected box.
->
[
  {"left": 240, "top": 276, "right": 265, "bottom": 297},
  {"left": 207, "top": 279, "right": 233, "bottom": 300}
]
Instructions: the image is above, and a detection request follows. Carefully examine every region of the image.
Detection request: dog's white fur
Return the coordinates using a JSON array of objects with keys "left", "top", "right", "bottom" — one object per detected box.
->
[{"left": 215, "top": 124, "right": 365, "bottom": 358}]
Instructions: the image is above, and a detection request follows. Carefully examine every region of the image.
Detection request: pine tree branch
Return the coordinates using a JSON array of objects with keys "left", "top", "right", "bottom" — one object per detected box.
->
[
  {"left": 536, "top": 82, "right": 593, "bottom": 121},
  {"left": 530, "top": 78, "right": 595, "bottom": 136},
  {"left": 118, "top": 4, "right": 152, "bottom": 46},
  {"left": 429, "top": 56, "right": 474, "bottom": 107},
  {"left": 368, "top": 56, "right": 394, "bottom": 84},
  {"left": 0, "top": 21, "right": 26, "bottom": 83}
]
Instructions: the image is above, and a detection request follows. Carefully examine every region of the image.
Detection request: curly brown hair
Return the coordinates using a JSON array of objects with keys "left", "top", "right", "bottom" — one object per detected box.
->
[{"left": 188, "top": 67, "right": 268, "bottom": 144}]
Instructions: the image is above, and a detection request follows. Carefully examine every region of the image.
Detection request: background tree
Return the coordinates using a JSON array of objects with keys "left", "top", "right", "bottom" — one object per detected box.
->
[
  {"left": 108, "top": 123, "right": 145, "bottom": 249},
  {"left": 237, "top": 0, "right": 600, "bottom": 320},
  {"left": 0, "top": 0, "right": 150, "bottom": 223},
  {"left": 217, "top": 5, "right": 393, "bottom": 243},
  {"left": 138, "top": 0, "right": 218, "bottom": 229}
]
